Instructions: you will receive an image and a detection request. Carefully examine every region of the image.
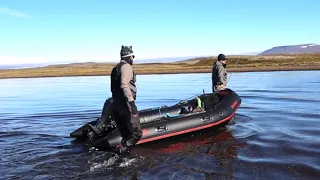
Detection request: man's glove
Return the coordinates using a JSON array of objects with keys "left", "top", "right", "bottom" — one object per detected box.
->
[{"left": 129, "top": 101, "right": 138, "bottom": 115}]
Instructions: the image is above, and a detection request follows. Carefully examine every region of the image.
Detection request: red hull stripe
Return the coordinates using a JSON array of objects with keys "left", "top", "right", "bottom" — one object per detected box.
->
[{"left": 136, "top": 102, "right": 241, "bottom": 145}]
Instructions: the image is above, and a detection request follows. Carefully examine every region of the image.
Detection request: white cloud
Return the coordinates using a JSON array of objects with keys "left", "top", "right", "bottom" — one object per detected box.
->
[{"left": 0, "top": 7, "right": 30, "bottom": 18}]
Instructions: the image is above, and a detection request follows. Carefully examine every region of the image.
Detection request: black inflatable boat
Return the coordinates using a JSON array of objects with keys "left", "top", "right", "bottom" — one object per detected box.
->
[{"left": 70, "top": 88, "right": 241, "bottom": 149}]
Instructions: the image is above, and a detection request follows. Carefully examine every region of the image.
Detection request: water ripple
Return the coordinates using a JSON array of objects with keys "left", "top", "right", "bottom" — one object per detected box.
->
[{"left": 1, "top": 71, "right": 320, "bottom": 179}]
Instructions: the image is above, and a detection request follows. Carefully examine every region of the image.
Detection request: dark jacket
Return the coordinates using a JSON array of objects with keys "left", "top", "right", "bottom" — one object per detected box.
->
[
  {"left": 111, "top": 60, "right": 137, "bottom": 104},
  {"left": 212, "top": 60, "right": 227, "bottom": 92}
]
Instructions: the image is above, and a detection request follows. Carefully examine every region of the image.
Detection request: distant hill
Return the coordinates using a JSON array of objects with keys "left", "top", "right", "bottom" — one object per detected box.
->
[
  {"left": 259, "top": 43, "right": 320, "bottom": 55},
  {"left": 0, "top": 56, "right": 201, "bottom": 70},
  {"left": 0, "top": 63, "right": 49, "bottom": 70},
  {"left": 134, "top": 56, "right": 201, "bottom": 64}
]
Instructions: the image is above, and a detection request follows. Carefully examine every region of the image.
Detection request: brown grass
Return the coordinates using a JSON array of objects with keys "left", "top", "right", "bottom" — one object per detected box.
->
[{"left": 1, "top": 54, "right": 320, "bottom": 79}]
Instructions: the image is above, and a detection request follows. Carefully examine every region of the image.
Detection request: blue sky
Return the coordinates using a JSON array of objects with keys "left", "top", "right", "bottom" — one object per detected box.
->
[{"left": 0, "top": 0, "right": 319, "bottom": 65}]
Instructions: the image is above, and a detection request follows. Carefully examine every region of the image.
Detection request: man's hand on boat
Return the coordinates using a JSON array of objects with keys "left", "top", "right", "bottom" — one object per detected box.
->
[{"left": 220, "top": 84, "right": 226, "bottom": 90}]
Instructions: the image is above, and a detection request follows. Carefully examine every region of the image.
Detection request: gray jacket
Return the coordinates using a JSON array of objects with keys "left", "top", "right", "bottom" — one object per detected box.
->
[
  {"left": 111, "top": 60, "right": 137, "bottom": 103},
  {"left": 212, "top": 60, "right": 227, "bottom": 92},
  {"left": 119, "top": 61, "right": 137, "bottom": 102}
]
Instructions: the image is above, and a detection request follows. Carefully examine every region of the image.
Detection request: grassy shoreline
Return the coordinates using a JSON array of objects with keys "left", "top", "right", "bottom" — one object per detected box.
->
[{"left": 1, "top": 54, "right": 320, "bottom": 79}]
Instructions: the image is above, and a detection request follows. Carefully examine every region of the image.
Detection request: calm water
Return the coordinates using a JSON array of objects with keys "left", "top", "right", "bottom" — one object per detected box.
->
[{"left": 1, "top": 71, "right": 320, "bottom": 180}]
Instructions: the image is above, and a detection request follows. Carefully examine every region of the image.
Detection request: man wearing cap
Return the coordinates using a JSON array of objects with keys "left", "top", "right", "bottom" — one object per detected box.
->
[
  {"left": 212, "top": 54, "right": 228, "bottom": 92},
  {"left": 110, "top": 45, "right": 142, "bottom": 154}
]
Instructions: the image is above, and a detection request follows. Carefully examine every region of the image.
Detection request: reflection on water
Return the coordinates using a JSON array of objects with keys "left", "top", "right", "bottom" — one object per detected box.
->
[{"left": 1, "top": 71, "right": 320, "bottom": 179}]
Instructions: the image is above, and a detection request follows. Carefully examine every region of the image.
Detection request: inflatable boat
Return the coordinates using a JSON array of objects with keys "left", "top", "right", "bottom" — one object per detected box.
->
[{"left": 70, "top": 88, "right": 241, "bottom": 150}]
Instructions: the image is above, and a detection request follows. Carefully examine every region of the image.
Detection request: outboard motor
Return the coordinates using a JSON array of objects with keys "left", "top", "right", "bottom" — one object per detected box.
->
[{"left": 86, "top": 98, "right": 117, "bottom": 141}]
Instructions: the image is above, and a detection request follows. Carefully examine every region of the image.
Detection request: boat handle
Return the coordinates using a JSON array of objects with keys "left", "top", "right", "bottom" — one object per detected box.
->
[
  {"left": 201, "top": 116, "right": 212, "bottom": 122},
  {"left": 155, "top": 125, "right": 168, "bottom": 132}
]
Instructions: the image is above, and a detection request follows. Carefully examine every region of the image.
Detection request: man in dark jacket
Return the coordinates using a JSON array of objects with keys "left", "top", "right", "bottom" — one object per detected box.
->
[
  {"left": 212, "top": 54, "right": 228, "bottom": 92},
  {"left": 110, "top": 45, "right": 142, "bottom": 154}
]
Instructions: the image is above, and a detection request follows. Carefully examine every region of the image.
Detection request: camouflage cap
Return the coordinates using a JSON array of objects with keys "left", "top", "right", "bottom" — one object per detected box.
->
[{"left": 120, "top": 45, "right": 135, "bottom": 58}]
